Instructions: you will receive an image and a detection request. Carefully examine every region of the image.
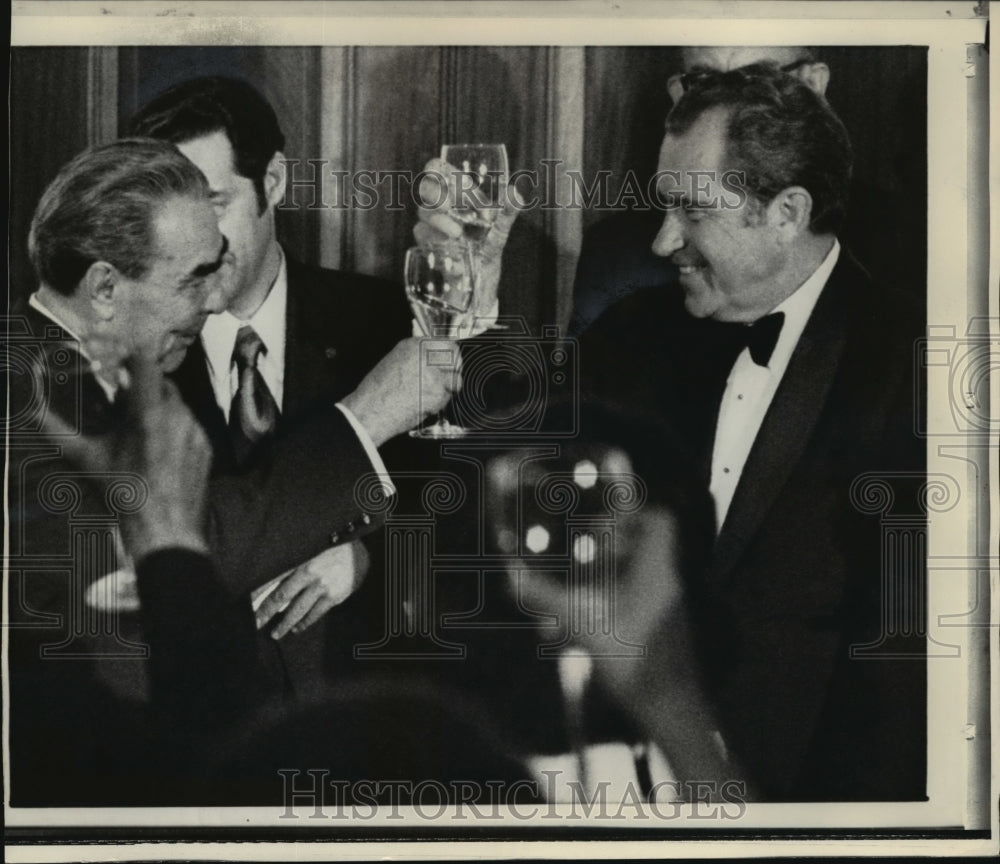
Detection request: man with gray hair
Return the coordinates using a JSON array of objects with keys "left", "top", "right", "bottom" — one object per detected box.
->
[
  {"left": 10, "top": 137, "right": 228, "bottom": 803},
  {"left": 7, "top": 137, "right": 456, "bottom": 804}
]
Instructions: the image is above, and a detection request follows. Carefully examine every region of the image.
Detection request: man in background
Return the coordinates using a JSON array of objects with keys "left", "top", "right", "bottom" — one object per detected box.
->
[{"left": 129, "top": 77, "right": 420, "bottom": 693}]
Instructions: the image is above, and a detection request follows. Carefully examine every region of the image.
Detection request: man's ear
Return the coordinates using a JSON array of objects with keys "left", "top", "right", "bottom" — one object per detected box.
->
[
  {"left": 82, "top": 261, "right": 119, "bottom": 321},
  {"left": 796, "top": 62, "right": 830, "bottom": 96},
  {"left": 263, "top": 151, "right": 287, "bottom": 210},
  {"left": 769, "top": 186, "right": 813, "bottom": 237}
]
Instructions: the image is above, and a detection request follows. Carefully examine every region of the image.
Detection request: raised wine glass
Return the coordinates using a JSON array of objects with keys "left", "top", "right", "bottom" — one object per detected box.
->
[
  {"left": 405, "top": 241, "right": 474, "bottom": 439},
  {"left": 440, "top": 143, "right": 509, "bottom": 324}
]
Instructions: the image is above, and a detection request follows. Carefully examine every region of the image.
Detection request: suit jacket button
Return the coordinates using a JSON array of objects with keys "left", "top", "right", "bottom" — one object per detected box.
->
[
  {"left": 361, "top": 513, "right": 372, "bottom": 525},
  {"left": 345, "top": 521, "right": 356, "bottom": 533},
  {"left": 330, "top": 532, "right": 340, "bottom": 544}
]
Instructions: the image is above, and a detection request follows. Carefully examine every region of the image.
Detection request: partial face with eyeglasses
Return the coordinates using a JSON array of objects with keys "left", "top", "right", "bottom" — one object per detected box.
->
[{"left": 667, "top": 46, "right": 829, "bottom": 105}]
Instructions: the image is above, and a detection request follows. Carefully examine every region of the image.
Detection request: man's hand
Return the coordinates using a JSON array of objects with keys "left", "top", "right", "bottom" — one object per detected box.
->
[
  {"left": 255, "top": 541, "right": 370, "bottom": 639},
  {"left": 514, "top": 507, "right": 692, "bottom": 699},
  {"left": 341, "top": 336, "right": 461, "bottom": 447},
  {"left": 39, "top": 340, "right": 211, "bottom": 563},
  {"left": 512, "top": 506, "right": 752, "bottom": 795},
  {"left": 413, "top": 157, "right": 522, "bottom": 317}
]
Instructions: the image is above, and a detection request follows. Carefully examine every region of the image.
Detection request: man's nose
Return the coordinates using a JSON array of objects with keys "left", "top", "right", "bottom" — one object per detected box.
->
[{"left": 651, "top": 207, "right": 685, "bottom": 258}]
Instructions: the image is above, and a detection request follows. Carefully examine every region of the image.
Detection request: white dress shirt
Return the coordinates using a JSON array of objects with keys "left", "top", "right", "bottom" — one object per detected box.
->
[
  {"left": 198, "top": 250, "right": 394, "bottom": 498},
  {"left": 709, "top": 240, "right": 840, "bottom": 532},
  {"left": 201, "top": 253, "right": 289, "bottom": 419}
]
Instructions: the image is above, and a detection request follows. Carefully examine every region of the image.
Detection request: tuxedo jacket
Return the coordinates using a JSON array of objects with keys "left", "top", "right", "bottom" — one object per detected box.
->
[
  {"left": 171, "top": 254, "right": 413, "bottom": 693},
  {"left": 580, "top": 250, "right": 927, "bottom": 801}
]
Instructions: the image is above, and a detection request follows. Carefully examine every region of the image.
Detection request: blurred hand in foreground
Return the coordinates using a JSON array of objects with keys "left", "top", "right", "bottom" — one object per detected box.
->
[
  {"left": 39, "top": 333, "right": 211, "bottom": 564},
  {"left": 512, "top": 506, "right": 754, "bottom": 798}
]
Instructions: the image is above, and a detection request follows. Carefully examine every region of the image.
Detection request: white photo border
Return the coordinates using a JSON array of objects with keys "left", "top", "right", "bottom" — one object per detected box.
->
[{"left": 5, "top": 1, "right": 997, "bottom": 859}]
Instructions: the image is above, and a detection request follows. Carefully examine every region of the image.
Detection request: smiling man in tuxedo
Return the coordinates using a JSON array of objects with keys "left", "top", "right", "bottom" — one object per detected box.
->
[
  {"left": 569, "top": 46, "right": 830, "bottom": 335},
  {"left": 129, "top": 77, "right": 423, "bottom": 694},
  {"left": 579, "top": 65, "right": 926, "bottom": 801},
  {"left": 415, "top": 63, "right": 925, "bottom": 801}
]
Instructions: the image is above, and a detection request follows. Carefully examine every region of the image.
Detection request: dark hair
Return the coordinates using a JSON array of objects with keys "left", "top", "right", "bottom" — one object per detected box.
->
[
  {"left": 28, "top": 138, "right": 209, "bottom": 295},
  {"left": 128, "top": 76, "right": 285, "bottom": 212},
  {"left": 666, "top": 63, "right": 853, "bottom": 234}
]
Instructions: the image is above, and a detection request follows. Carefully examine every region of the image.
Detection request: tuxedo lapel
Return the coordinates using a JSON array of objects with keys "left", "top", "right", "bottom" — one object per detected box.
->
[{"left": 710, "top": 262, "right": 849, "bottom": 580}]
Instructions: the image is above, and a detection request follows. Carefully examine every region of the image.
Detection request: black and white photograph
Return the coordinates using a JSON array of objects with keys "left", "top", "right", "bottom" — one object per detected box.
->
[{"left": 4, "top": 1, "right": 996, "bottom": 859}]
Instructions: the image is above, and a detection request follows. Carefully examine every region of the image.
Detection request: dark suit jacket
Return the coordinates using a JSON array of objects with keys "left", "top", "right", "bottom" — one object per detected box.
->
[
  {"left": 134, "top": 547, "right": 536, "bottom": 806},
  {"left": 171, "top": 253, "right": 413, "bottom": 694},
  {"left": 579, "top": 249, "right": 927, "bottom": 801},
  {"left": 6, "top": 308, "right": 148, "bottom": 805},
  {"left": 5, "top": 272, "right": 408, "bottom": 804}
]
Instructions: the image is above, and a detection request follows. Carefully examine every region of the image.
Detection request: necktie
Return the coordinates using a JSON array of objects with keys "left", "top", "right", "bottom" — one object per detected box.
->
[
  {"left": 736, "top": 312, "right": 785, "bottom": 367},
  {"left": 229, "top": 325, "right": 279, "bottom": 466}
]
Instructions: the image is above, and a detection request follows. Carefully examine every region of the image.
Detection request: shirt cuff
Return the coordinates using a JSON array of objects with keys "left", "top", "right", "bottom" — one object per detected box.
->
[{"left": 335, "top": 402, "right": 397, "bottom": 499}]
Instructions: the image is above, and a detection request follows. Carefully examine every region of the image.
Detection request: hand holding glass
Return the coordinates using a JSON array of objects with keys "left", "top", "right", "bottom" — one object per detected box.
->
[
  {"left": 440, "top": 143, "right": 509, "bottom": 244},
  {"left": 404, "top": 242, "right": 474, "bottom": 438}
]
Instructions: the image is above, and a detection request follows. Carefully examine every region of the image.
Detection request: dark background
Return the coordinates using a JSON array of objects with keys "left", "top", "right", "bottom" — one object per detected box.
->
[{"left": 10, "top": 46, "right": 927, "bottom": 326}]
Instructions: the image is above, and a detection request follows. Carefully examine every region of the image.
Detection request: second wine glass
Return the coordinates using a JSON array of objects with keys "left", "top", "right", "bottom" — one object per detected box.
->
[
  {"left": 440, "top": 143, "right": 509, "bottom": 244},
  {"left": 404, "top": 241, "right": 474, "bottom": 439}
]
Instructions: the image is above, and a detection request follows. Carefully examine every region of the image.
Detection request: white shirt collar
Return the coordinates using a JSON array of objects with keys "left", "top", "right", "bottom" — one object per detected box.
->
[
  {"left": 200, "top": 248, "right": 288, "bottom": 413},
  {"left": 764, "top": 238, "right": 840, "bottom": 372},
  {"left": 28, "top": 291, "right": 118, "bottom": 402}
]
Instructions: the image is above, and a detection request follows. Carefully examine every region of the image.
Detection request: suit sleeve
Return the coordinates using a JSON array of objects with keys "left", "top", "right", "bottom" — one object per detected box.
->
[{"left": 207, "top": 402, "right": 389, "bottom": 598}]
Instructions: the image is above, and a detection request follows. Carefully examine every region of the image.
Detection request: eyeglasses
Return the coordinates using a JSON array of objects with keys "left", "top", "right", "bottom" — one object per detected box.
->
[{"left": 668, "top": 58, "right": 813, "bottom": 98}]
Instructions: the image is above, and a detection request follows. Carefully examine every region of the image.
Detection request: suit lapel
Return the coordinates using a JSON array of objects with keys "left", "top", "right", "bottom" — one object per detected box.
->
[
  {"left": 710, "top": 260, "right": 849, "bottom": 580},
  {"left": 171, "top": 338, "right": 233, "bottom": 466},
  {"left": 283, "top": 255, "right": 368, "bottom": 422}
]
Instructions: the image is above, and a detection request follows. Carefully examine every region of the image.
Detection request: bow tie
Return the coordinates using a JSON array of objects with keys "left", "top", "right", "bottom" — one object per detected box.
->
[{"left": 733, "top": 312, "right": 785, "bottom": 367}]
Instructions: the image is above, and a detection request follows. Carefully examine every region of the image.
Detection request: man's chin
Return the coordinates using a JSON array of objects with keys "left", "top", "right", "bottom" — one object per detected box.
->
[{"left": 681, "top": 289, "right": 717, "bottom": 320}]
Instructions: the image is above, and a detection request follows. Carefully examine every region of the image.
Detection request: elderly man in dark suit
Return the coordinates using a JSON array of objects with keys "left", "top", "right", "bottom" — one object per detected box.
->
[
  {"left": 7, "top": 137, "right": 457, "bottom": 804},
  {"left": 128, "top": 78, "right": 421, "bottom": 694},
  {"left": 417, "top": 65, "right": 925, "bottom": 801}
]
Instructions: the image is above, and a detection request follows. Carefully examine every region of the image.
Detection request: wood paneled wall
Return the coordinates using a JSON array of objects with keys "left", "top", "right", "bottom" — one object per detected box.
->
[{"left": 10, "top": 46, "right": 926, "bottom": 321}]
